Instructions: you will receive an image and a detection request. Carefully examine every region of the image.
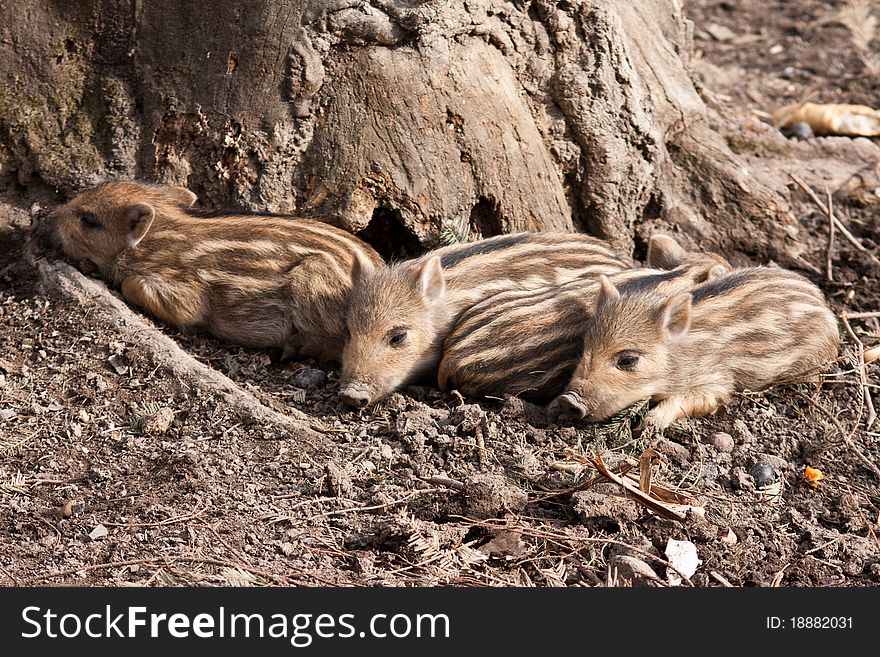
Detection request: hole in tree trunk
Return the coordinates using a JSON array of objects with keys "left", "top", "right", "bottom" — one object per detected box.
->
[
  {"left": 469, "top": 197, "right": 503, "bottom": 239},
  {"left": 356, "top": 208, "right": 423, "bottom": 262}
]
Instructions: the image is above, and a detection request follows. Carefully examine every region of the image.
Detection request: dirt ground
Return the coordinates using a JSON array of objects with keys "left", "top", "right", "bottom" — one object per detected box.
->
[{"left": 1, "top": 0, "right": 879, "bottom": 587}]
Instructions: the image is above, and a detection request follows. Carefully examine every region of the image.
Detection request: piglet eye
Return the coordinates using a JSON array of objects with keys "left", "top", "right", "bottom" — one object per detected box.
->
[
  {"left": 615, "top": 351, "right": 640, "bottom": 371},
  {"left": 79, "top": 211, "right": 99, "bottom": 229},
  {"left": 388, "top": 330, "right": 407, "bottom": 348}
]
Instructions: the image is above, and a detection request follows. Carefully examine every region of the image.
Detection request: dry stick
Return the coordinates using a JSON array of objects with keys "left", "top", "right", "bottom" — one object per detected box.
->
[
  {"left": 710, "top": 571, "right": 734, "bottom": 587},
  {"left": 591, "top": 453, "right": 692, "bottom": 522},
  {"left": 100, "top": 506, "right": 207, "bottom": 528},
  {"left": 789, "top": 174, "right": 867, "bottom": 252},
  {"left": 841, "top": 312, "right": 877, "bottom": 430},
  {"left": 21, "top": 556, "right": 304, "bottom": 586},
  {"left": 771, "top": 563, "right": 791, "bottom": 587},
  {"left": 303, "top": 488, "right": 451, "bottom": 521},
  {"left": 804, "top": 534, "right": 844, "bottom": 555},
  {"left": 420, "top": 475, "right": 465, "bottom": 490},
  {"left": 196, "top": 522, "right": 253, "bottom": 567},
  {"left": 826, "top": 188, "right": 835, "bottom": 281},
  {"left": 0, "top": 564, "right": 21, "bottom": 585},
  {"left": 846, "top": 311, "right": 880, "bottom": 319},
  {"left": 36, "top": 259, "right": 327, "bottom": 441}
]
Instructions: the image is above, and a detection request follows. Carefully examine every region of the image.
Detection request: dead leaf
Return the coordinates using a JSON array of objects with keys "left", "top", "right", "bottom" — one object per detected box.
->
[
  {"left": 592, "top": 452, "right": 691, "bottom": 522},
  {"left": 638, "top": 447, "right": 659, "bottom": 494}
]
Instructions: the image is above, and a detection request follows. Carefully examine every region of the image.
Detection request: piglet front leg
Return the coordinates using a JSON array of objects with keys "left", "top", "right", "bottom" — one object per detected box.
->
[{"left": 642, "top": 389, "right": 728, "bottom": 431}]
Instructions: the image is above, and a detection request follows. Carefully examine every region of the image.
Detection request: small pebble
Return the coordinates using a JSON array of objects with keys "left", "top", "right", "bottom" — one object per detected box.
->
[
  {"left": 140, "top": 407, "right": 174, "bottom": 435},
  {"left": 733, "top": 419, "right": 755, "bottom": 444},
  {"left": 650, "top": 438, "right": 690, "bottom": 465},
  {"left": 705, "top": 23, "right": 736, "bottom": 42},
  {"left": 718, "top": 528, "right": 738, "bottom": 545},
  {"left": 706, "top": 431, "right": 734, "bottom": 453},
  {"left": 88, "top": 524, "right": 109, "bottom": 541},
  {"left": 292, "top": 368, "right": 327, "bottom": 389},
  {"left": 610, "top": 555, "right": 660, "bottom": 585},
  {"left": 749, "top": 461, "right": 777, "bottom": 488},
  {"left": 107, "top": 354, "right": 128, "bottom": 375}
]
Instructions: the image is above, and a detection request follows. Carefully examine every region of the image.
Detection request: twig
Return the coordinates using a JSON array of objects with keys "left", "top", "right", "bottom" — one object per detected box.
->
[
  {"left": 20, "top": 556, "right": 305, "bottom": 586},
  {"left": 846, "top": 311, "right": 880, "bottom": 319},
  {"left": 826, "top": 188, "right": 835, "bottom": 281},
  {"left": 841, "top": 313, "right": 877, "bottom": 430},
  {"left": 710, "top": 571, "right": 734, "bottom": 587},
  {"left": 195, "top": 522, "right": 253, "bottom": 566},
  {"left": 420, "top": 475, "right": 465, "bottom": 490},
  {"left": 591, "top": 453, "right": 693, "bottom": 522},
  {"left": 0, "top": 565, "right": 21, "bottom": 585},
  {"left": 100, "top": 505, "right": 207, "bottom": 528},
  {"left": 771, "top": 563, "right": 791, "bottom": 587},
  {"left": 805, "top": 534, "right": 844, "bottom": 555},
  {"left": 304, "top": 488, "right": 450, "bottom": 521},
  {"left": 789, "top": 174, "right": 867, "bottom": 252}
]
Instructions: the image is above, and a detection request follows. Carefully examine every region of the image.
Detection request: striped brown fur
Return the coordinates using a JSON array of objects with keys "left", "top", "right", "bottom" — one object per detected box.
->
[
  {"left": 337, "top": 232, "right": 633, "bottom": 407},
  {"left": 48, "top": 181, "right": 383, "bottom": 361},
  {"left": 557, "top": 265, "right": 841, "bottom": 429},
  {"left": 438, "top": 236, "right": 730, "bottom": 403}
]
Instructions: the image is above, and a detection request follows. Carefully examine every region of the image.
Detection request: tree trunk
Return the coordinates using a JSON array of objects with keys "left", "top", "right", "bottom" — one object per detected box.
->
[{"left": 0, "top": 0, "right": 849, "bottom": 261}]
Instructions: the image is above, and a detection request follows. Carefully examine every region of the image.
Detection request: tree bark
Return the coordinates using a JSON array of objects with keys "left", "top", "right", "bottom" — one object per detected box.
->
[{"left": 0, "top": 0, "right": 840, "bottom": 260}]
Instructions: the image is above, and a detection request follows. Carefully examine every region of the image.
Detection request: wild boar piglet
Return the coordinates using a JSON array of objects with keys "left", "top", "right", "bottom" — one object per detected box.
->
[
  {"left": 338, "top": 231, "right": 632, "bottom": 408},
  {"left": 47, "top": 181, "right": 383, "bottom": 362},
  {"left": 438, "top": 234, "right": 731, "bottom": 403},
  {"left": 557, "top": 266, "right": 840, "bottom": 429}
]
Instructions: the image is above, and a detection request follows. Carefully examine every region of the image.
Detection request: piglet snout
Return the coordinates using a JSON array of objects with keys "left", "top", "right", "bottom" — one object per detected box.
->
[
  {"left": 557, "top": 391, "right": 589, "bottom": 419},
  {"left": 338, "top": 383, "right": 372, "bottom": 409}
]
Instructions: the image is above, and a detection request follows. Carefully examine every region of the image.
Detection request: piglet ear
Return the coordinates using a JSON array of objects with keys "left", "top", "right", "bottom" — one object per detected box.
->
[
  {"left": 351, "top": 250, "right": 377, "bottom": 286},
  {"left": 165, "top": 185, "right": 198, "bottom": 208},
  {"left": 661, "top": 292, "right": 692, "bottom": 340},
  {"left": 416, "top": 255, "right": 445, "bottom": 303},
  {"left": 125, "top": 204, "right": 154, "bottom": 247},
  {"left": 646, "top": 234, "right": 687, "bottom": 270},
  {"left": 596, "top": 275, "right": 620, "bottom": 308}
]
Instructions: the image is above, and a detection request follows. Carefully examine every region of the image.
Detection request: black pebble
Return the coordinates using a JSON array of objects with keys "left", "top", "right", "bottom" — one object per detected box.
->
[{"left": 749, "top": 462, "right": 776, "bottom": 488}]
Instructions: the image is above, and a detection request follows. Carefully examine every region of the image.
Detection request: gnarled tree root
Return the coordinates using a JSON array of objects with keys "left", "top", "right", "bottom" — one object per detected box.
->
[{"left": 37, "top": 258, "right": 329, "bottom": 449}]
